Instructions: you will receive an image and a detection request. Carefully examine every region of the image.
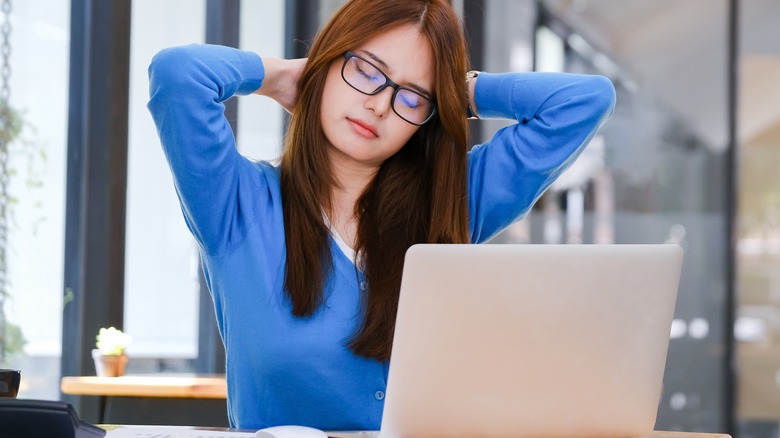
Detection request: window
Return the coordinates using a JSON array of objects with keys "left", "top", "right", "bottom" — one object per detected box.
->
[
  {"left": 485, "top": 1, "right": 733, "bottom": 431},
  {"left": 123, "top": 0, "right": 285, "bottom": 370},
  {"left": 2, "top": 0, "right": 69, "bottom": 399}
]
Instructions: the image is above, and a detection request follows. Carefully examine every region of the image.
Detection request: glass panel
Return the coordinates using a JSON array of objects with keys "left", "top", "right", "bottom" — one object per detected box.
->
[
  {"left": 486, "top": 0, "right": 730, "bottom": 432},
  {"left": 124, "top": 0, "right": 206, "bottom": 366},
  {"left": 736, "top": 1, "right": 780, "bottom": 437},
  {"left": 2, "top": 0, "right": 69, "bottom": 400}
]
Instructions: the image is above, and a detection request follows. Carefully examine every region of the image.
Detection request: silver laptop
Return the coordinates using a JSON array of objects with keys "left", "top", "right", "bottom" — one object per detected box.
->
[{"left": 330, "top": 244, "right": 683, "bottom": 438}]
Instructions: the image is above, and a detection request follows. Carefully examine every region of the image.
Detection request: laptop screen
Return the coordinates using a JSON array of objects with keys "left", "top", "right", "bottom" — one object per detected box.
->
[{"left": 379, "top": 244, "right": 682, "bottom": 438}]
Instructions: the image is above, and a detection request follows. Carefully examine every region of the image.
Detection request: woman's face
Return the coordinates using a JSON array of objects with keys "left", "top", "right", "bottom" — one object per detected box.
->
[{"left": 320, "top": 24, "right": 434, "bottom": 172}]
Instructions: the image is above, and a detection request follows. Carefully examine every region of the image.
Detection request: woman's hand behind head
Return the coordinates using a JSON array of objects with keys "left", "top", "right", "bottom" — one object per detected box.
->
[{"left": 255, "top": 57, "right": 307, "bottom": 114}]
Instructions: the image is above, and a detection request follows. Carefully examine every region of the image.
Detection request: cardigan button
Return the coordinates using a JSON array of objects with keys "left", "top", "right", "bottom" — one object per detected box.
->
[{"left": 374, "top": 390, "right": 385, "bottom": 401}]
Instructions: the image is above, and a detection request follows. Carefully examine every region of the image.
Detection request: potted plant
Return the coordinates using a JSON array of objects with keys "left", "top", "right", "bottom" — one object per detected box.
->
[{"left": 92, "top": 327, "right": 132, "bottom": 377}]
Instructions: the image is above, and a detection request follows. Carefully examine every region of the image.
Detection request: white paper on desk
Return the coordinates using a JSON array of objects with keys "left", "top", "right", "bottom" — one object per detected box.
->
[{"left": 105, "top": 426, "right": 255, "bottom": 438}]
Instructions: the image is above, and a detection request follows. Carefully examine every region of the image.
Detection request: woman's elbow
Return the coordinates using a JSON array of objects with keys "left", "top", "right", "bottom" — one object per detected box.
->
[
  {"left": 587, "top": 75, "right": 617, "bottom": 118},
  {"left": 148, "top": 45, "right": 199, "bottom": 93}
]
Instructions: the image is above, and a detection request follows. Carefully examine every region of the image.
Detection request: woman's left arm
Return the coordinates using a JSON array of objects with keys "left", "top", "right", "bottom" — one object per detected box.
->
[{"left": 467, "top": 72, "right": 616, "bottom": 243}]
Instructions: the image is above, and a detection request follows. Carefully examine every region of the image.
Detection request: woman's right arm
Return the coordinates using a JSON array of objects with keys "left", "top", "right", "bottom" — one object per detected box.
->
[
  {"left": 148, "top": 44, "right": 302, "bottom": 255},
  {"left": 148, "top": 44, "right": 264, "bottom": 254}
]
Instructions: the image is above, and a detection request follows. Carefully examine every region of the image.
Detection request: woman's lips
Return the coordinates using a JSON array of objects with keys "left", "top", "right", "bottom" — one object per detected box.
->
[{"left": 347, "top": 118, "right": 378, "bottom": 139}]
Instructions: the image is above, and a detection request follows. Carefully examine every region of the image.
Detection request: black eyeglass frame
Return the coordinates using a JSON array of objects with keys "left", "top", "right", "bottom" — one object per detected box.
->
[{"left": 340, "top": 51, "right": 437, "bottom": 126}]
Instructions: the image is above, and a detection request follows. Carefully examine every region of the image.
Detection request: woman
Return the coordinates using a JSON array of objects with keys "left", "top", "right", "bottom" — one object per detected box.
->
[{"left": 148, "top": 0, "right": 615, "bottom": 431}]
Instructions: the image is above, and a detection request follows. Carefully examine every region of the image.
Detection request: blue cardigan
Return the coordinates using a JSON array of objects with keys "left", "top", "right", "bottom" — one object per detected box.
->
[{"left": 147, "top": 43, "right": 615, "bottom": 430}]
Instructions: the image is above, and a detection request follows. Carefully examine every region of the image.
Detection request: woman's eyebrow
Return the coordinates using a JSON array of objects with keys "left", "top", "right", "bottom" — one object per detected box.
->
[
  {"left": 361, "top": 50, "right": 391, "bottom": 72},
  {"left": 359, "top": 49, "right": 433, "bottom": 98}
]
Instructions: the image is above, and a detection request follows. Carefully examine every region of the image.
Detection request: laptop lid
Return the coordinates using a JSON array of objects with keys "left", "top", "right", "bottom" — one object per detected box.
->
[{"left": 378, "top": 244, "right": 683, "bottom": 438}]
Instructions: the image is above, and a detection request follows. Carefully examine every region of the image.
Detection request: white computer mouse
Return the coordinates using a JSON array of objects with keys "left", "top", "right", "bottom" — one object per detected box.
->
[{"left": 254, "top": 425, "right": 329, "bottom": 438}]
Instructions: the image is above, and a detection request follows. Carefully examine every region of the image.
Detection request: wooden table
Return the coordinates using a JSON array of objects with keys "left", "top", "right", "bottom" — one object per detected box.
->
[
  {"left": 61, "top": 375, "right": 227, "bottom": 399},
  {"left": 61, "top": 375, "right": 228, "bottom": 426}
]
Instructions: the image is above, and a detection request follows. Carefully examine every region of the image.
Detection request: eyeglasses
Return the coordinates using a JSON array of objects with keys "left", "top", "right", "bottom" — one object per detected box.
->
[{"left": 341, "top": 51, "right": 437, "bottom": 126}]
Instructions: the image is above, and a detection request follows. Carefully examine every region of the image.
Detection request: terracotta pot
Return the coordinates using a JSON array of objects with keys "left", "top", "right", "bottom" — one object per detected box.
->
[{"left": 92, "top": 349, "right": 128, "bottom": 377}]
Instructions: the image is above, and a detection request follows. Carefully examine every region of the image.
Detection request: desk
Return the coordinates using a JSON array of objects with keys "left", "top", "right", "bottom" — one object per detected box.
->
[
  {"left": 328, "top": 430, "right": 731, "bottom": 438},
  {"left": 61, "top": 375, "right": 227, "bottom": 398},
  {"left": 61, "top": 375, "right": 228, "bottom": 426},
  {"left": 68, "top": 379, "right": 730, "bottom": 438},
  {"left": 327, "top": 432, "right": 731, "bottom": 438},
  {"left": 647, "top": 434, "right": 730, "bottom": 438},
  {"left": 100, "top": 426, "right": 731, "bottom": 438}
]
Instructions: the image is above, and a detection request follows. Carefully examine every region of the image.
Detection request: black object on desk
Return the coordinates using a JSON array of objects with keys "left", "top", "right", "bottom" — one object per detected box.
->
[
  {"left": 0, "top": 368, "right": 21, "bottom": 398},
  {"left": 0, "top": 399, "right": 106, "bottom": 438}
]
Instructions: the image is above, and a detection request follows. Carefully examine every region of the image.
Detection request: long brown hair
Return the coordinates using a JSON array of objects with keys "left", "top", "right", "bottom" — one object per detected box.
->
[{"left": 280, "top": 0, "right": 470, "bottom": 361}]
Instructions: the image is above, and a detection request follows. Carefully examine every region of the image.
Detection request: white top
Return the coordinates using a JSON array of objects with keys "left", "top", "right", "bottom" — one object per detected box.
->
[{"left": 322, "top": 213, "right": 362, "bottom": 269}]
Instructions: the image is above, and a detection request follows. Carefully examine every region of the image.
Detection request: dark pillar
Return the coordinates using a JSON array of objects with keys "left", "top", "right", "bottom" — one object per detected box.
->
[
  {"left": 463, "top": 0, "right": 486, "bottom": 145},
  {"left": 205, "top": 0, "right": 241, "bottom": 134},
  {"left": 724, "top": 0, "right": 739, "bottom": 435},
  {"left": 61, "top": 0, "right": 131, "bottom": 422},
  {"left": 285, "top": 0, "right": 319, "bottom": 59},
  {"left": 281, "top": 0, "right": 320, "bottom": 132}
]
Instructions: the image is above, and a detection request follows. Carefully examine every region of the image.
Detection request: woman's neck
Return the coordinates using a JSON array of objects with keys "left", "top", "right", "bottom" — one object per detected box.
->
[{"left": 326, "top": 155, "right": 379, "bottom": 250}]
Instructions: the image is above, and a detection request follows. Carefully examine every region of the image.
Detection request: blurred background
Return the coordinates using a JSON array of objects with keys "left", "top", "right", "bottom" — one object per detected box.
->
[{"left": 1, "top": 0, "right": 778, "bottom": 436}]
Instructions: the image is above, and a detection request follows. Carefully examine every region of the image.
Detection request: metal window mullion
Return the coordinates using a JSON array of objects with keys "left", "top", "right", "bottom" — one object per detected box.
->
[{"left": 61, "top": 0, "right": 131, "bottom": 423}]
